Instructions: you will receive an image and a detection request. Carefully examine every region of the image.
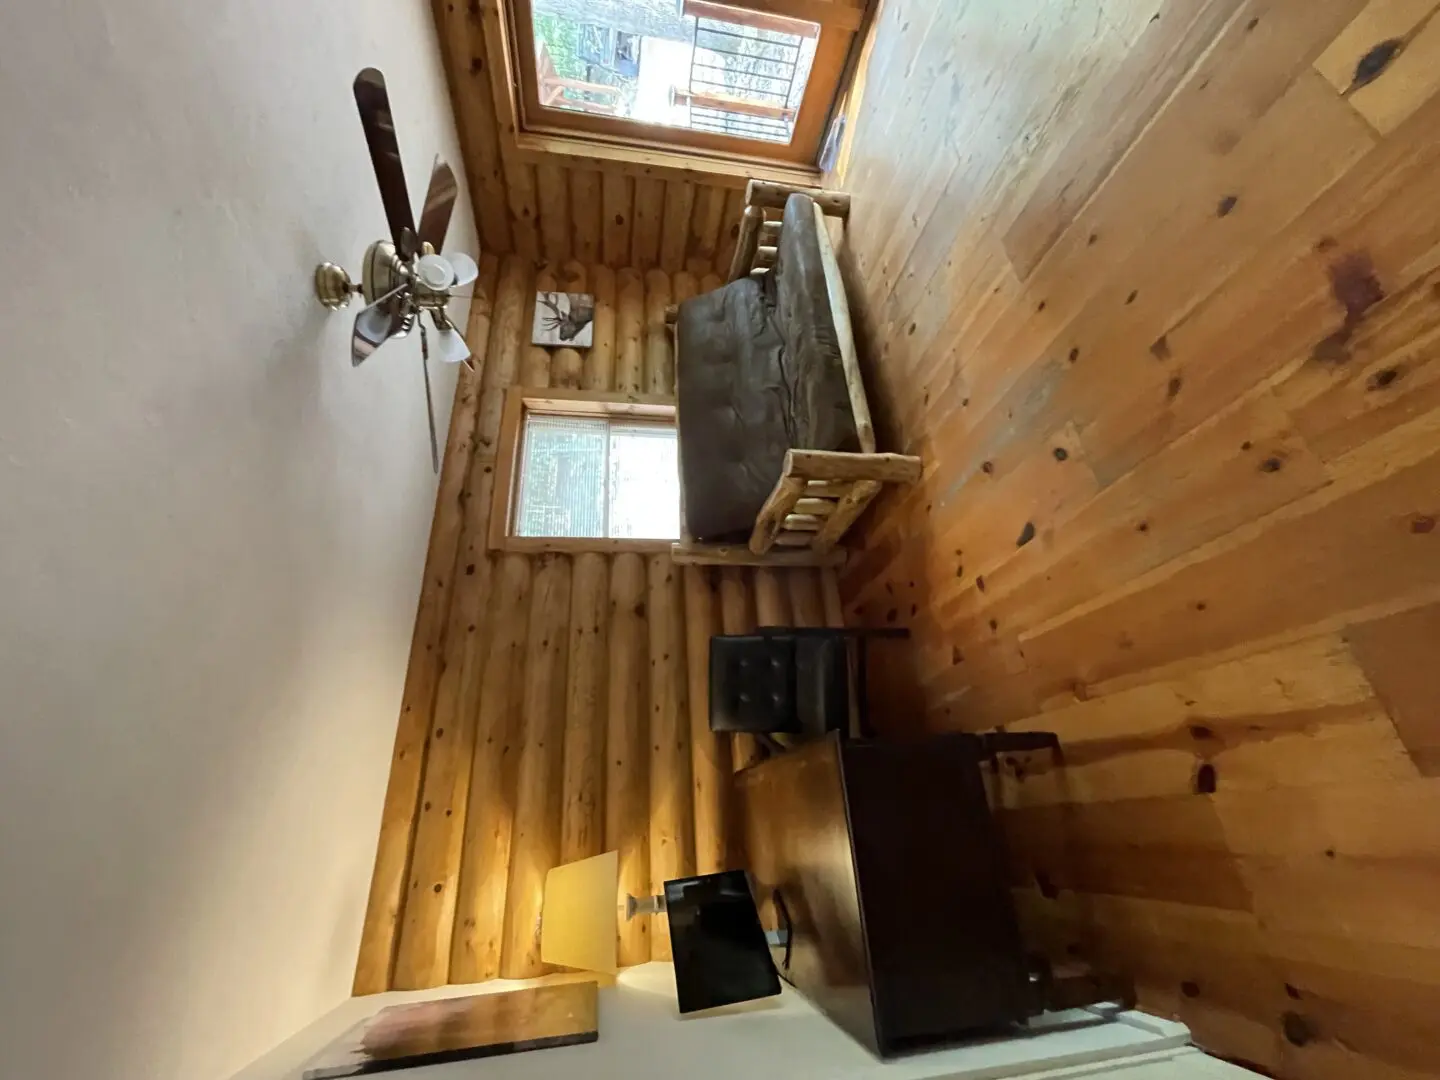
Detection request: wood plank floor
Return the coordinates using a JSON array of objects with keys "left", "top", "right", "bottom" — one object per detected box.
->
[{"left": 833, "top": 0, "right": 1440, "bottom": 1076}]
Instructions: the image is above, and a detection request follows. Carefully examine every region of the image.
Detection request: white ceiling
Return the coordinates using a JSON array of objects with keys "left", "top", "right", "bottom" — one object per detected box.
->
[{"left": 0, "top": 1, "right": 475, "bottom": 1077}]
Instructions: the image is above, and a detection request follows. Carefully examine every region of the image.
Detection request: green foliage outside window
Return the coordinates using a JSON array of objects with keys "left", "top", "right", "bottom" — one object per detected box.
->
[{"left": 534, "top": 13, "right": 586, "bottom": 80}]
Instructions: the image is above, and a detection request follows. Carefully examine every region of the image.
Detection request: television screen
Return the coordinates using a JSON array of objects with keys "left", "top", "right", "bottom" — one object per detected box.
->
[{"left": 664, "top": 870, "right": 781, "bottom": 1014}]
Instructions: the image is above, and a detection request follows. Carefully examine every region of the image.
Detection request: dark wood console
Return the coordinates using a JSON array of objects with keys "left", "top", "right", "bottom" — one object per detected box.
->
[{"left": 735, "top": 732, "right": 1035, "bottom": 1057}]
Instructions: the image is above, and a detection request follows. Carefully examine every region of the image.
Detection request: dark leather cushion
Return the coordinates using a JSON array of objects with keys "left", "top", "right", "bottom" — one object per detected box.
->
[
  {"left": 708, "top": 632, "right": 850, "bottom": 736},
  {"left": 794, "top": 634, "right": 850, "bottom": 736},
  {"left": 676, "top": 193, "right": 860, "bottom": 542},
  {"left": 709, "top": 634, "right": 802, "bottom": 734}
]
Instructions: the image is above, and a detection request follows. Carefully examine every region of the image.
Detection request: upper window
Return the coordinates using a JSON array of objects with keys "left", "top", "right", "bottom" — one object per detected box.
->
[
  {"left": 491, "top": 388, "right": 681, "bottom": 553},
  {"left": 510, "top": 0, "right": 866, "bottom": 164}
]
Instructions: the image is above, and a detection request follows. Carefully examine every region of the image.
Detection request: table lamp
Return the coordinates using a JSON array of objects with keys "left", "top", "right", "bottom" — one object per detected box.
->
[{"left": 539, "top": 850, "right": 621, "bottom": 974}]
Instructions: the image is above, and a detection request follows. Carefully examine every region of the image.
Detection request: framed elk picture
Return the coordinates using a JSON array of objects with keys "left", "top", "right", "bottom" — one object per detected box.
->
[{"left": 532, "top": 291, "right": 595, "bottom": 348}]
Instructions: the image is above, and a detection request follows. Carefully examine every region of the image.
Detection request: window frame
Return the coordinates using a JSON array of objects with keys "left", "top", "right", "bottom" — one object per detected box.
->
[
  {"left": 505, "top": 0, "right": 867, "bottom": 166},
  {"left": 489, "top": 387, "right": 681, "bottom": 554}
]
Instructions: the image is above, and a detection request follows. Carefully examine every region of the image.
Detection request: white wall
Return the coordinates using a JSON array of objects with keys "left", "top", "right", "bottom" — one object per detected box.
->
[
  {"left": 0, "top": 1, "right": 475, "bottom": 1078},
  {"left": 233, "top": 964, "right": 1256, "bottom": 1080}
]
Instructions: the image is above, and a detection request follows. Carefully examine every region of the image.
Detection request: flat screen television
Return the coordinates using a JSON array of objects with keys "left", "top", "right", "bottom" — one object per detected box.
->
[{"left": 664, "top": 870, "right": 781, "bottom": 1014}]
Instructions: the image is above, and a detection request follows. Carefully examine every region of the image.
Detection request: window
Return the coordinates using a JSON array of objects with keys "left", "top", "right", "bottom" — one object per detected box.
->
[
  {"left": 509, "top": 0, "right": 866, "bottom": 164},
  {"left": 514, "top": 414, "right": 679, "bottom": 539},
  {"left": 490, "top": 388, "right": 681, "bottom": 552}
]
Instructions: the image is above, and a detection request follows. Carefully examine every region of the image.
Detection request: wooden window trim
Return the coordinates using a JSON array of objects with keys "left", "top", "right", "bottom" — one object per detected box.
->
[
  {"left": 509, "top": 131, "right": 823, "bottom": 188},
  {"left": 479, "top": 1, "right": 823, "bottom": 185},
  {"left": 489, "top": 387, "right": 680, "bottom": 554},
  {"left": 502, "top": 0, "right": 865, "bottom": 167}
]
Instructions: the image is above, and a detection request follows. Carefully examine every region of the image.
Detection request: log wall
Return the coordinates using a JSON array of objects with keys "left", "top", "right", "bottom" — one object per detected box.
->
[{"left": 355, "top": 258, "right": 842, "bottom": 990}]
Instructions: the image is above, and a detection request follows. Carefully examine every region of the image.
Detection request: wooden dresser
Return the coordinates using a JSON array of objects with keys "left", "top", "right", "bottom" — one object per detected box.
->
[{"left": 735, "top": 733, "right": 1033, "bottom": 1057}]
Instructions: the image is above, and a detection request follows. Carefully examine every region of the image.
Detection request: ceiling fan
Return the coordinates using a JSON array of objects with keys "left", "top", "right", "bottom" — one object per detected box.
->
[{"left": 313, "top": 67, "right": 476, "bottom": 473}]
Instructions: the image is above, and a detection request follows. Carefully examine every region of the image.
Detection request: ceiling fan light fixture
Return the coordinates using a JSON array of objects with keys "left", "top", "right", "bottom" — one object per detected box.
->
[
  {"left": 314, "top": 68, "right": 474, "bottom": 473},
  {"left": 448, "top": 252, "right": 479, "bottom": 289},
  {"left": 432, "top": 322, "right": 472, "bottom": 365},
  {"left": 417, "top": 252, "right": 456, "bottom": 291}
]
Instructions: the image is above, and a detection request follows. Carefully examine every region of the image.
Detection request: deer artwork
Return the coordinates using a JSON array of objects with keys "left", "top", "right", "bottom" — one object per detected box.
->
[{"left": 536, "top": 292, "right": 595, "bottom": 343}]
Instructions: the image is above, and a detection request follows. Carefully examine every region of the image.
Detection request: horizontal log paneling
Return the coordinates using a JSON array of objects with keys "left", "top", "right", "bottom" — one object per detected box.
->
[
  {"left": 353, "top": 256, "right": 500, "bottom": 996},
  {"left": 357, "top": 263, "right": 837, "bottom": 990},
  {"left": 833, "top": 1, "right": 1440, "bottom": 1077}
]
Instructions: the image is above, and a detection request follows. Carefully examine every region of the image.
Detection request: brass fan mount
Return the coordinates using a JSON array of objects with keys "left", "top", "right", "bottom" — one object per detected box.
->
[{"left": 313, "top": 263, "right": 356, "bottom": 310}]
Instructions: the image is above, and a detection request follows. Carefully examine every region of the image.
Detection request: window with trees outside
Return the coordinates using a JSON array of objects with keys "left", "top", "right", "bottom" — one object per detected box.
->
[
  {"left": 490, "top": 389, "right": 681, "bottom": 553},
  {"left": 508, "top": 0, "right": 867, "bottom": 165}
]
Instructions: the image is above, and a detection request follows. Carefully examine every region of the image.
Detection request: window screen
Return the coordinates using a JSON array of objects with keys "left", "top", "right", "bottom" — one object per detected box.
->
[{"left": 514, "top": 412, "right": 680, "bottom": 539}]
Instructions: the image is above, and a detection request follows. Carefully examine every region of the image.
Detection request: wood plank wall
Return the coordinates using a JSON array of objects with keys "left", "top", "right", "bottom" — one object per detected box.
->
[
  {"left": 353, "top": 255, "right": 840, "bottom": 992},
  {"left": 832, "top": 1, "right": 1440, "bottom": 1077},
  {"left": 431, "top": 0, "right": 747, "bottom": 273}
]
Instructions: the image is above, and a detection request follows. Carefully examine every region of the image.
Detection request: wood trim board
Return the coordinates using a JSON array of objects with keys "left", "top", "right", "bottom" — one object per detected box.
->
[{"left": 303, "top": 982, "right": 599, "bottom": 1078}]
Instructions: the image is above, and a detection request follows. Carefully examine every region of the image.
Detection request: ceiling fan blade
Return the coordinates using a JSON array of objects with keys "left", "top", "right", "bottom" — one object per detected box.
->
[
  {"left": 420, "top": 322, "right": 440, "bottom": 474},
  {"left": 351, "top": 283, "right": 408, "bottom": 367},
  {"left": 447, "top": 252, "right": 478, "bottom": 288},
  {"left": 353, "top": 68, "right": 416, "bottom": 251},
  {"left": 417, "top": 157, "right": 458, "bottom": 253}
]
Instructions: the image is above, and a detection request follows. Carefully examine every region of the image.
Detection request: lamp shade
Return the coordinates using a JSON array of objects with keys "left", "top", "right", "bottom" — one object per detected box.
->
[{"left": 539, "top": 850, "right": 620, "bottom": 974}]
